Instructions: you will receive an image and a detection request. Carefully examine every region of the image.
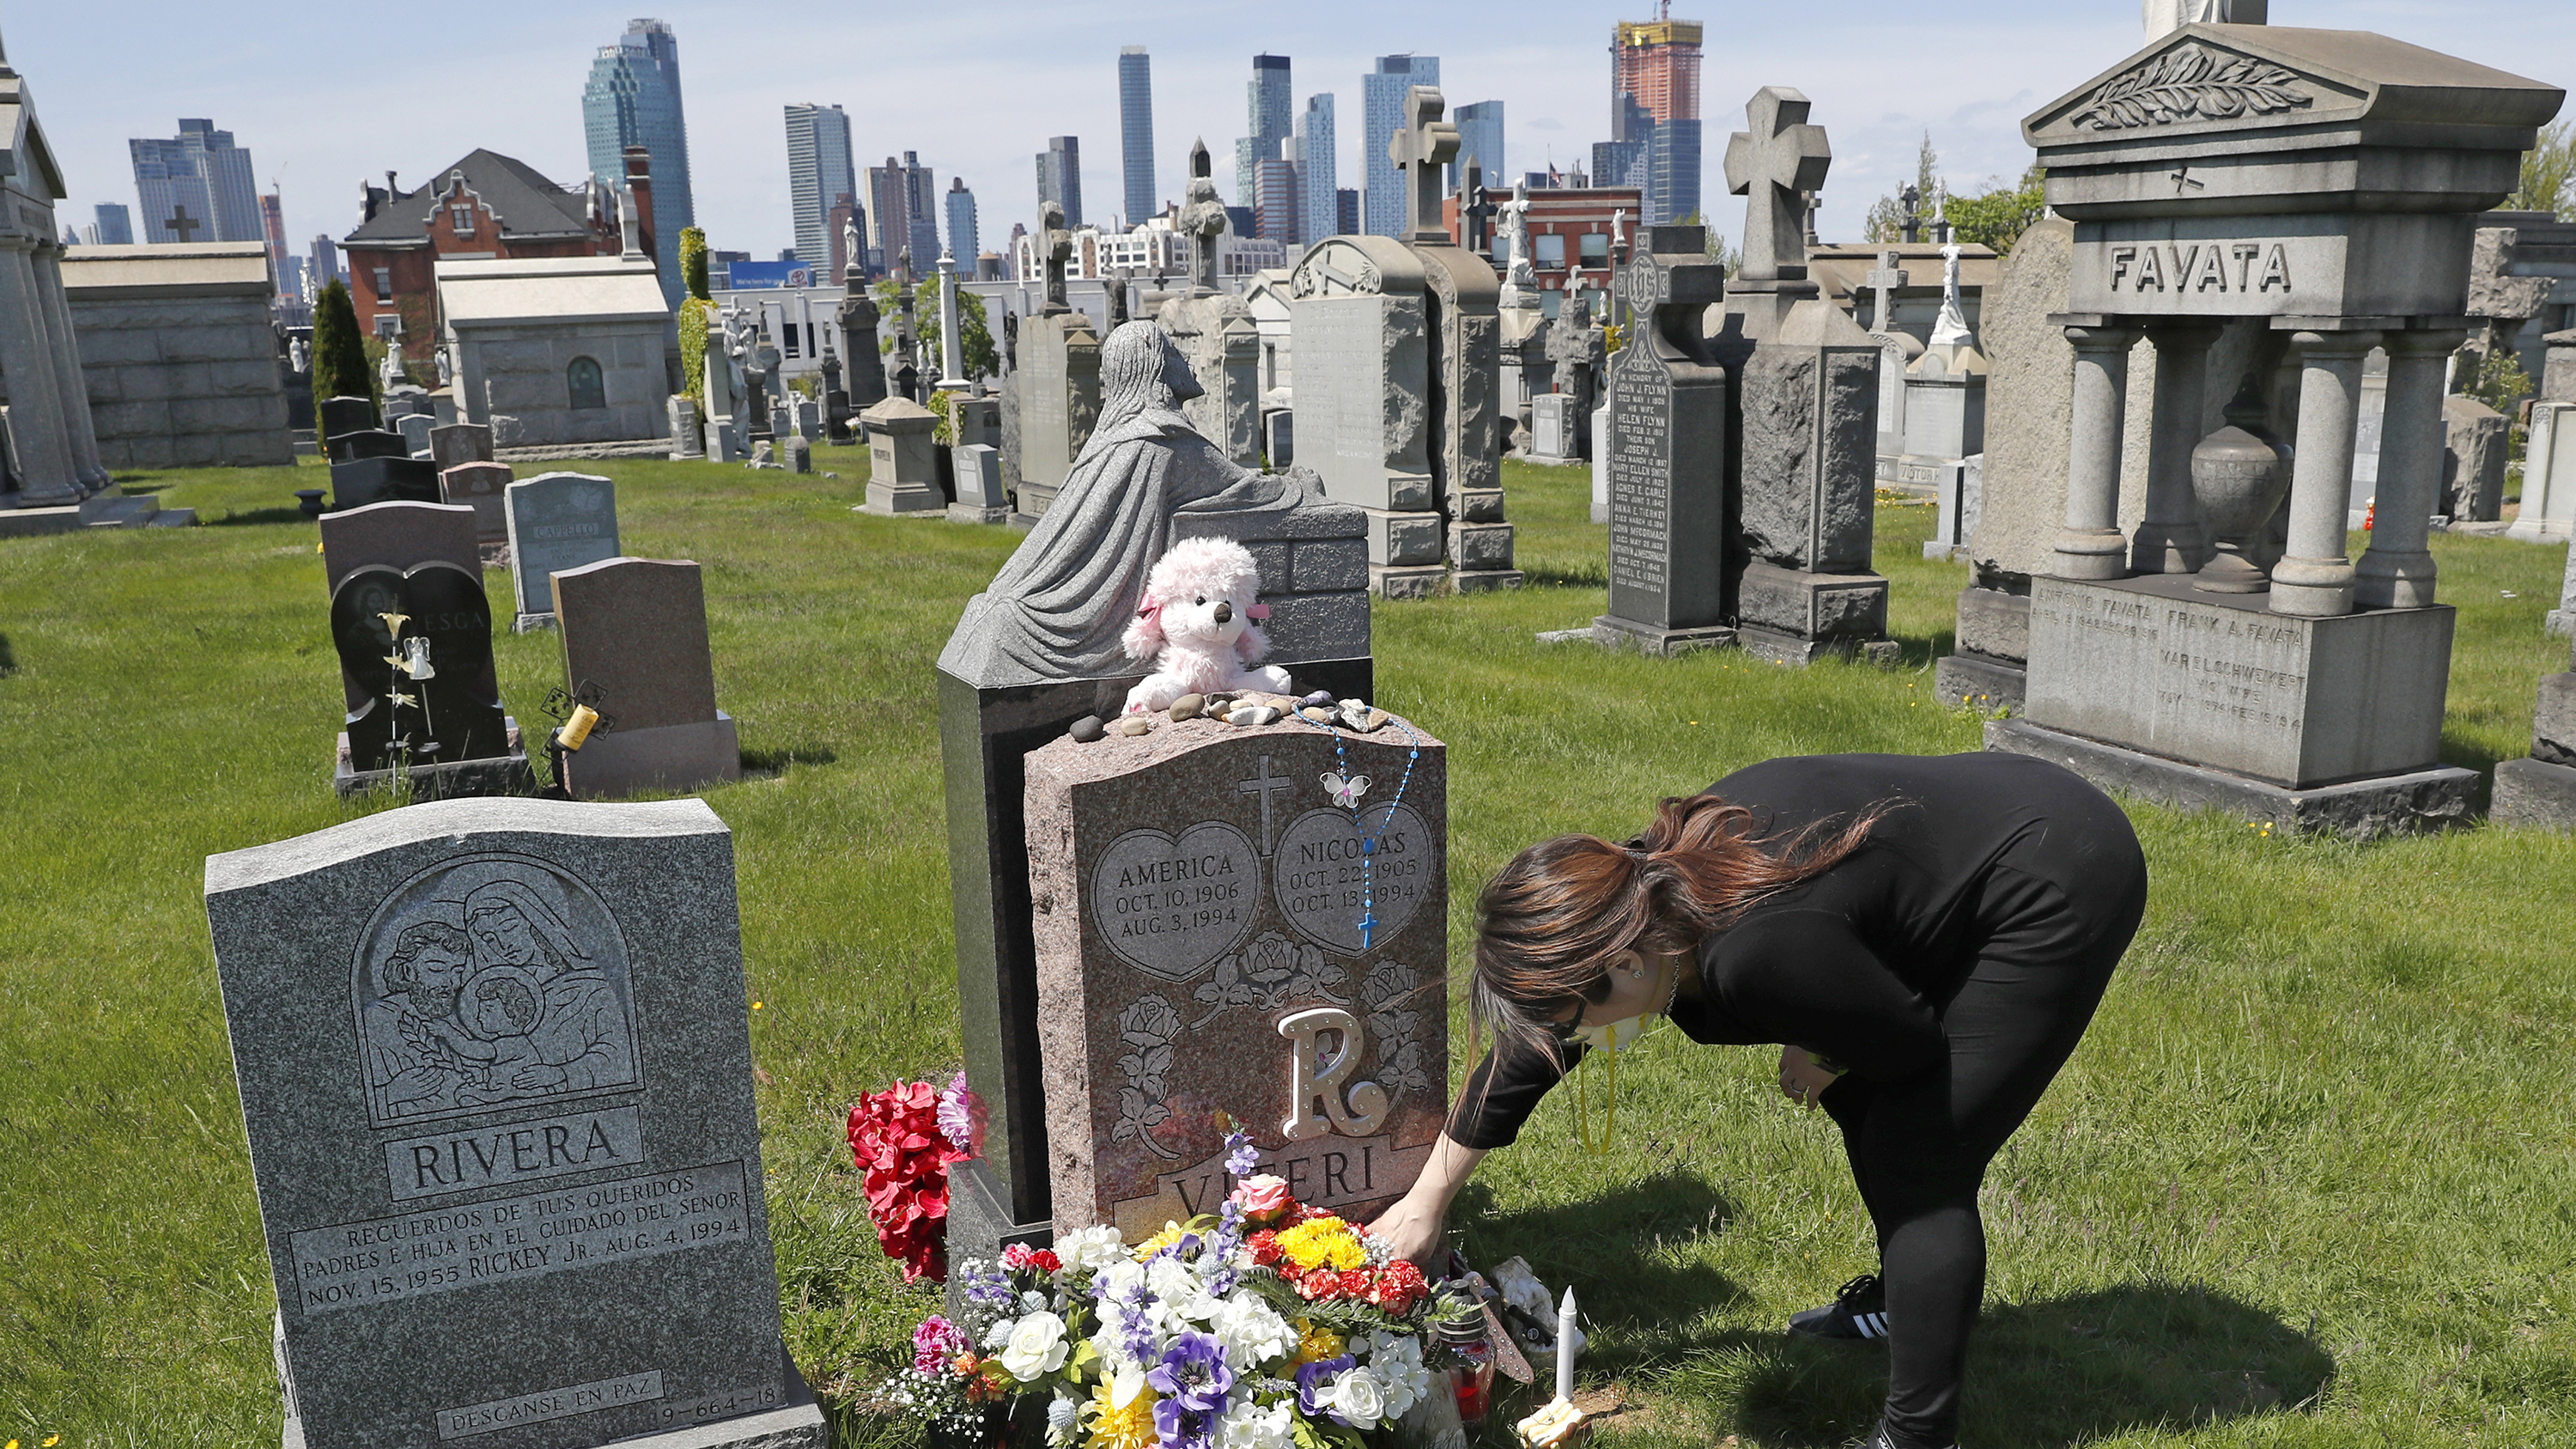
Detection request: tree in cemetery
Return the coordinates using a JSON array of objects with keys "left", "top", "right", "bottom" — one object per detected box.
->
[
  {"left": 675, "top": 228, "right": 717, "bottom": 402},
  {"left": 1864, "top": 132, "right": 1941, "bottom": 242},
  {"left": 2508, "top": 119, "right": 2574, "bottom": 218},
  {"left": 872, "top": 274, "right": 999, "bottom": 381},
  {"left": 309, "top": 278, "right": 371, "bottom": 414},
  {"left": 1947, "top": 163, "right": 2050, "bottom": 254}
]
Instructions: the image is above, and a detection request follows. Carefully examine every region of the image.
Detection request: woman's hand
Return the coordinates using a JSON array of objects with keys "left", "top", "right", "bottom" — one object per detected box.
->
[
  {"left": 1364, "top": 1193, "right": 1447, "bottom": 1269},
  {"left": 1778, "top": 1045, "right": 1840, "bottom": 1108}
]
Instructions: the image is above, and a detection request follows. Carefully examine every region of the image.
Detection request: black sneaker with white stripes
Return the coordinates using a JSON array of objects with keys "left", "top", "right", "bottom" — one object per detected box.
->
[
  {"left": 1786, "top": 1273, "right": 1890, "bottom": 1342},
  {"left": 1849, "top": 1425, "right": 1954, "bottom": 1449}
]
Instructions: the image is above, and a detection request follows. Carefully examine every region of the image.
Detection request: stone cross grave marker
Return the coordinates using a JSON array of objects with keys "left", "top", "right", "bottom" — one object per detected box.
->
[
  {"left": 1024, "top": 715, "right": 1448, "bottom": 1236},
  {"left": 1865, "top": 251, "right": 1910, "bottom": 332},
  {"left": 551, "top": 557, "right": 739, "bottom": 801},
  {"left": 164, "top": 204, "right": 203, "bottom": 242},
  {"left": 204, "top": 797, "right": 822, "bottom": 1449},
  {"left": 1722, "top": 87, "right": 1832, "bottom": 283},
  {"left": 505, "top": 473, "right": 622, "bottom": 630},
  {"left": 1040, "top": 200, "right": 1074, "bottom": 314},
  {"left": 1596, "top": 228, "right": 1733, "bottom": 654},
  {"left": 1389, "top": 87, "right": 1461, "bottom": 244}
]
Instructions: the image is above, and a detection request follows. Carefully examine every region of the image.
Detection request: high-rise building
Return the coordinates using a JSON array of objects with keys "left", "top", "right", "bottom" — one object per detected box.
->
[
  {"left": 582, "top": 18, "right": 696, "bottom": 307},
  {"left": 308, "top": 234, "right": 341, "bottom": 290},
  {"left": 1452, "top": 101, "right": 1504, "bottom": 193},
  {"left": 1337, "top": 189, "right": 1361, "bottom": 237},
  {"left": 130, "top": 119, "right": 259, "bottom": 244},
  {"left": 1254, "top": 158, "right": 1298, "bottom": 245},
  {"left": 945, "top": 178, "right": 979, "bottom": 265},
  {"left": 1036, "top": 136, "right": 1083, "bottom": 229},
  {"left": 1611, "top": 15, "right": 1703, "bottom": 224},
  {"left": 1235, "top": 55, "right": 1293, "bottom": 209},
  {"left": 92, "top": 203, "right": 132, "bottom": 246},
  {"left": 1293, "top": 94, "right": 1337, "bottom": 246},
  {"left": 1363, "top": 54, "right": 1438, "bottom": 237},
  {"left": 783, "top": 103, "right": 856, "bottom": 270},
  {"left": 258, "top": 186, "right": 290, "bottom": 296},
  {"left": 1119, "top": 47, "right": 1156, "bottom": 228},
  {"left": 866, "top": 152, "right": 940, "bottom": 273}
]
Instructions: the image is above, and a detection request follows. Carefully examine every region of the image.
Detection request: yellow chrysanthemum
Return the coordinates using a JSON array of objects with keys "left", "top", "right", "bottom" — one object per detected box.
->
[
  {"left": 1131, "top": 1223, "right": 1188, "bottom": 1262},
  {"left": 1292, "top": 1318, "right": 1345, "bottom": 1365},
  {"left": 1084, "top": 1379, "right": 1158, "bottom": 1449},
  {"left": 1275, "top": 1216, "right": 1365, "bottom": 1272}
]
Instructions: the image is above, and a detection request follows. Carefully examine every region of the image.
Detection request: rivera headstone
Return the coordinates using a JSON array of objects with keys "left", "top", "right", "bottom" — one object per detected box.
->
[{"left": 204, "top": 797, "right": 823, "bottom": 1449}]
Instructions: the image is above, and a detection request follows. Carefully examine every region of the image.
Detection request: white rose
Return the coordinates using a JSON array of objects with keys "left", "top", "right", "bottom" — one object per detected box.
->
[
  {"left": 1218, "top": 1399, "right": 1295, "bottom": 1449},
  {"left": 1209, "top": 1292, "right": 1296, "bottom": 1371},
  {"left": 998, "top": 1311, "right": 1071, "bottom": 1381},
  {"left": 1060, "top": 1223, "right": 1127, "bottom": 1271},
  {"left": 1329, "top": 1367, "right": 1387, "bottom": 1428}
]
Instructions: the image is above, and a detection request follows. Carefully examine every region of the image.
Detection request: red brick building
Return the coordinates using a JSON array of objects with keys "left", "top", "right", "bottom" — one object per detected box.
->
[
  {"left": 343, "top": 147, "right": 655, "bottom": 368},
  {"left": 1443, "top": 184, "right": 1643, "bottom": 301}
]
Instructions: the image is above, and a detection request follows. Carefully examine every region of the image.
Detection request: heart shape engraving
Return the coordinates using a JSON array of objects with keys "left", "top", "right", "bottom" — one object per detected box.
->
[
  {"left": 329, "top": 561, "right": 507, "bottom": 772},
  {"left": 1089, "top": 822, "right": 1262, "bottom": 982},
  {"left": 1271, "top": 805, "right": 1432, "bottom": 955}
]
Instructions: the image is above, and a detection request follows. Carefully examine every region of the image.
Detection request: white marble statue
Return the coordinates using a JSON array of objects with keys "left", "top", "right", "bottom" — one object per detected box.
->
[{"left": 2144, "top": 0, "right": 2258, "bottom": 37}]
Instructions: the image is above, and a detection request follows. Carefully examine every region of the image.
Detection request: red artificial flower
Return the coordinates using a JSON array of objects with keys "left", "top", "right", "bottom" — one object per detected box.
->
[
  {"left": 1028, "top": 1248, "right": 1062, "bottom": 1274},
  {"left": 849, "top": 1079, "right": 973, "bottom": 1282},
  {"left": 1247, "top": 1230, "right": 1284, "bottom": 1268},
  {"left": 1358, "top": 1260, "right": 1429, "bottom": 1314}
]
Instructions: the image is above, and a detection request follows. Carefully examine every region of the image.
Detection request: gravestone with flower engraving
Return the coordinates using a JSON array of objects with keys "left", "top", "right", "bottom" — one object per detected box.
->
[
  {"left": 1023, "top": 714, "right": 1449, "bottom": 1239},
  {"left": 203, "top": 796, "right": 824, "bottom": 1449}
]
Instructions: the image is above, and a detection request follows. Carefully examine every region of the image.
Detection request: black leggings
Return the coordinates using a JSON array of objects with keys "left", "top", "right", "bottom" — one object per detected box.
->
[{"left": 1819, "top": 809, "right": 2148, "bottom": 1447}]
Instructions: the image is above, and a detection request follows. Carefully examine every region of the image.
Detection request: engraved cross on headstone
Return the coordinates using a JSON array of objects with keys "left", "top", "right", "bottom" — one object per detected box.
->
[
  {"left": 1865, "top": 249, "right": 1911, "bottom": 332},
  {"left": 1236, "top": 755, "right": 1293, "bottom": 855},
  {"left": 1722, "top": 86, "right": 1833, "bottom": 284},
  {"left": 1039, "top": 201, "right": 1072, "bottom": 313},
  {"left": 164, "top": 204, "right": 204, "bottom": 243},
  {"left": 1388, "top": 86, "right": 1460, "bottom": 245}
]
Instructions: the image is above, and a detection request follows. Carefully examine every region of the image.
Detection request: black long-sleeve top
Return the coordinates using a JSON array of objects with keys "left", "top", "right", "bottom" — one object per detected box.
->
[{"left": 1447, "top": 752, "right": 2126, "bottom": 1149}]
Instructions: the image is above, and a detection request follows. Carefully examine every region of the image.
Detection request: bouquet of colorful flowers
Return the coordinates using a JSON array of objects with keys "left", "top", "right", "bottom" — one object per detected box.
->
[
  {"left": 884, "top": 1125, "right": 1467, "bottom": 1449},
  {"left": 848, "top": 1072, "right": 981, "bottom": 1284}
]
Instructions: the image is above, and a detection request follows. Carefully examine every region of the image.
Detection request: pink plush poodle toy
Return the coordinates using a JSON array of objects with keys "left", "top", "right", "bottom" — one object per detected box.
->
[{"left": 1121, "top": 537, "right": 1295, "bottom": 715}]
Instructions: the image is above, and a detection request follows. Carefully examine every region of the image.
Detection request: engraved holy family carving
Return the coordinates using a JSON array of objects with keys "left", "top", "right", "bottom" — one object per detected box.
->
[{"left": 355, "top": 855, "right": 640, "bottom": 1125}]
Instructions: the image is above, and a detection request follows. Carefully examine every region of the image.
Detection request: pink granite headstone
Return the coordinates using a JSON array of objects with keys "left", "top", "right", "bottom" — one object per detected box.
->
[{"left": 1024, "top": 715, "right": 1448, "bottom": 1238}]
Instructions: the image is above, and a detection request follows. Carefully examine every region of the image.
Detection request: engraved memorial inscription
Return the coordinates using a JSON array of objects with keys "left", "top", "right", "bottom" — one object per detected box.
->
[
  {"left": 1272, "top": 805, "right": 1431, "bottom": 954},
  {"left": 1089, "top": 823, "right": 1261, "bottom": 980}
]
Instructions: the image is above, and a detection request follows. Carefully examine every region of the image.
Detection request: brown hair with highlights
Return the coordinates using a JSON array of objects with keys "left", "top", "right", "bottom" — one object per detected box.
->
[{"left": 1467, "top": 794, "right": 1882, "bottom": 1061}]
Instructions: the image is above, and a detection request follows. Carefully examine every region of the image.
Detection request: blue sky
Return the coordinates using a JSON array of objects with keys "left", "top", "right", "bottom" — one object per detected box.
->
[{"left": 6, "top": 1, "right": 2566, "bottom": 265}]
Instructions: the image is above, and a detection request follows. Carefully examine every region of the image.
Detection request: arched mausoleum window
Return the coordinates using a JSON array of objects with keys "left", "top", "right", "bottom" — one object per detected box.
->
[{"left": 567, "top": 356, "right": 606, "bottom": 411}]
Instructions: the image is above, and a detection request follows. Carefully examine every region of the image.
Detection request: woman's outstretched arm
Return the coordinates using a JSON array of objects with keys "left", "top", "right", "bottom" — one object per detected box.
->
[{"left": 1365, "top": 1132, "right": 1485, "bottom": 1267}]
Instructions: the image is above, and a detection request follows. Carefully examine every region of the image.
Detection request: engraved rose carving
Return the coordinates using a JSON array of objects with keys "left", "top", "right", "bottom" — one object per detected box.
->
[
  {"left": 1362, "top": 959, "right": 1431, "bottom": 1105},
  {"left": 1114, "top": 993, "right": 1183, "bottom": 1159},
  {"left": 2069, "top": 42, "right": 2312, "bottom": 131},
  {"left": 1190, "top": 931, "right": 1349, "bottom": 1028}
]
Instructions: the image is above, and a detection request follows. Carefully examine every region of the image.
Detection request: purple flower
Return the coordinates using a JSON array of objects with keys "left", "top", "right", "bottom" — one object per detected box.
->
[
  {"left": 1151, "top": 1397, "right": 1215, "bottom": 1449},
  {"left": 938, "top": 1070, "right": 979, "bottom": 1155},
  {"left": 1107, "top": 1278, "right": 1161, "bottom": 1364},
  {"left": 1203, "top": 1199, "right": 1245, "bottom": 1298},
  {"left": 1224, "top": 1127, "right": 1258, "bottom": 1178},
  {"left": 1147, "top": 1330, "right": 1234, "bottom": 1414},
  {"left": 958, "top": 1261, "right": 1014, "bottom": 1310},
  {"left": 1295, "top": 1355, "right": 1355, "bottom": 1422}
]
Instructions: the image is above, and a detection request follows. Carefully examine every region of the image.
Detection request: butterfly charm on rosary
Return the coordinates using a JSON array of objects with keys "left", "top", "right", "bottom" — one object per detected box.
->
[{"left": 1321, "top": 771, "right": 1372, "bottom": 809}]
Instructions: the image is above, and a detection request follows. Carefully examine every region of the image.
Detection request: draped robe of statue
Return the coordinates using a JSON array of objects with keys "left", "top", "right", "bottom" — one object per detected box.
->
[{"left": 939, "top": 321, "right": 1321, "bottom": 686}]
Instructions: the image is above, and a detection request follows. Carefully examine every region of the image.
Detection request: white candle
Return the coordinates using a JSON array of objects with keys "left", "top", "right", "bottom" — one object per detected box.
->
[{"left": 1555, "top": 1285, "right": 1577, "bottom": 1403}]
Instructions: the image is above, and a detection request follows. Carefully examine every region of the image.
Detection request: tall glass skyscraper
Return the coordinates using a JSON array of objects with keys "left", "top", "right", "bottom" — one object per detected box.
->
[
  {"left": 1452, "top": 100, "right": 1504, "bottom": 194},
  {"left": 946, "top": 178, "right": 980, "bottom": 264},
  {"left": 1119, "top": 47, "right": 1155, "bottom": 228},
  {"left": 783, "top": 103, "right": 856, "bottom": 271},
  {"left": 1293, "top": 94, "right": 1337, "bottom": 247},
  {"left": 1235, "top": 55, "right": 1293, "bottom": 209},
  {"left": 583, "top": 18, "right": 696, "bottom": 307},
  {"left": 1036, "top": 137, "right": 1082, "bottom": 229},
  {"left": 1362, "top": 54, "right": 1437, "bottom": 237},
  {"left": 130, "top": 119, "right": 259, "bottom": 244},
  {"left": 93, "top": 203, "right": 133, "bottom": 246}
]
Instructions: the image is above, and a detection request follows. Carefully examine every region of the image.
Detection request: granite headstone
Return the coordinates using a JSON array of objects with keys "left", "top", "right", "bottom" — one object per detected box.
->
[
  {"left": 440, "top": 463, "right": 513, "bottom": 547},
  {"left": 505, "top": 473, "right": 623, "bottom": 630},
  {"left": 204, "top": 797, "right": 822, "bottom": 1449},
  {"left": 550, "top": 557, "right": 740, "bottom": 801},
  {"left": 1595, "top": 228, "right": 1733, "bottom": 654},
  {"left": 1024, "top": 715, "right": 1448, "bottom": 1236},
  {"left": 429, "top": 423, "right": 495, "bottom": 470}
]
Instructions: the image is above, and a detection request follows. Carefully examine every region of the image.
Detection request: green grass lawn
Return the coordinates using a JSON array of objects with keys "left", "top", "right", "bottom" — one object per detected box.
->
[{"left": 3, "top": 453, "right": 2573, "bottom": 1448}]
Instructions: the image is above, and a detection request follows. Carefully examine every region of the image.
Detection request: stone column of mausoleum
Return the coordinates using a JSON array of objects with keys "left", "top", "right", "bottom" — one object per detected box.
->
[
  {"left": 30, "top": 239, "right": 108, "bottom": 491},
  {"left": 2271, "top": 327, "right": 2379, "bottom": 618},
  {"left": 2052, "top": 321, "right": 2138, "bottom": 581},
  {"left": 2357, "top": 326, "right": 2472, "bottom": 610},
  {"left": 0, "top": 233, "right": 81, "bottom": 504}
]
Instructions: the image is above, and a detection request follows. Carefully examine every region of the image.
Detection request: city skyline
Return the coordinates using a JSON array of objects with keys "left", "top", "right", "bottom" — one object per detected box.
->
[
  {"left": 15, "top": 1, "right": 2565, "bottom": 271},
  {"left": 580, "top": 17, "right": 693, "bottom": 307}
]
